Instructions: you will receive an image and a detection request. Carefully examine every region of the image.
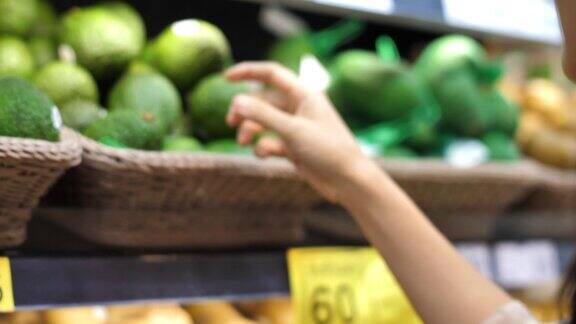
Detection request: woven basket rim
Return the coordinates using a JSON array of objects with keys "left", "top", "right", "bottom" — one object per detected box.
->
[
  {"left": 76, "top": 130, "right": 299, "bottom": 176},
  {"left": 0, "top": 127, "right": 82, "bottom": 164}
]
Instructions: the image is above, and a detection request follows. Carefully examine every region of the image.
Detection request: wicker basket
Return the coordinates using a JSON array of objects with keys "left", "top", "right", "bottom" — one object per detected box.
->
[
  {"left": 43, "top": 133, "right": 321, "bottom": 248},
  {"left": 0, "top": 129, "right": 82, "bottom": 247},
  {"left": 37, "top": 207, "right": 306, "bottom": 249},
  {"left": 379, "top": 159, "right": 538, "bottom": 216},
  {"left": 522, "top": 163, "right": 576, "bottom": 212}
]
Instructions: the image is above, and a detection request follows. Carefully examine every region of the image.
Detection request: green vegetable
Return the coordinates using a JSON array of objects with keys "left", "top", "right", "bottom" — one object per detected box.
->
[
  {"left": 482, "top": 131, "right": 520, "bottom": 161},
  {"left": 329, "top": 50, "right": 425, "bottom": 123},
  {"left": 143, "top": 19, "right": 231, "bottom": 90},
  {"left": 0, "top": 0, "right": 38, "bottom": 36},
  {"left": 108, "top": 72, "right": 182, "bottom": 134},
  {"left": 29, "top": 0, "right": 57, "bottom": 37},
  {"left": 205, "top": 139, "right": 251, "bottom": 155},
  {"left": 268, "top": 20, "right": 364, "bottom": 71},
  {"left": 29, "top": 36, "right": 57, "bottom": 67},
  {"left": 162, "top": 136, "right": 203, "bottom": 152},
  {"left": 83, "top": 109, "right": 164, "bottom": 150},
  {"left": 60, "top": 100, "right": 107, "bottom": 131},
  {"left": 0, "top": 76, "right": 60, "bottom": 141},
  {"left": 414, "top": 35, "right": 490, "bottom": 84},
  {"left": 187, "top": 73, "right": 251, "bottom": 139},
  {"left": 484, "top": 90, "right": 519, "bottom": 136},
  {"left": 33, "top": 62, "right": 99, "bottom": 107},
  {"left": 0, "top": 36, "right": 35, "bottom": 79},
  {"left": 60, "top": 5, "right": 145, "bottom": 79},
  {"left": 96, "top": 1, "right": 146, "bottom": 42}
]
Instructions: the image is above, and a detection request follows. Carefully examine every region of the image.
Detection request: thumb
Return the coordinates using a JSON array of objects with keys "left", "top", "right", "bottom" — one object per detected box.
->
[{"left": 231, "top": 95, "right": 296, "bottom": 137}]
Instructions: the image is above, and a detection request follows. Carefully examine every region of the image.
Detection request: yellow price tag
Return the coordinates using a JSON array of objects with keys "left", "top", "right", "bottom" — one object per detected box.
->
[
  {"left": 0, "top": 257, "right": 14, "bottom": 312},
  {"left": 288, "top": 247, "right": 421, "bottom": 324}
]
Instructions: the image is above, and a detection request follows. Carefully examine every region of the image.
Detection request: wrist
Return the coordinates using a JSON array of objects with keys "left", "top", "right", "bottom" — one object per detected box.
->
[{"left": 334, "top": 156, "right": 391, "bottom": 206}]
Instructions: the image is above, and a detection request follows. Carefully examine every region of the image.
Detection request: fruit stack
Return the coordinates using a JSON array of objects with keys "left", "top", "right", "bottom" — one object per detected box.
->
[{"left": 0, "top": 0, "right": 82, "bottom": 248}]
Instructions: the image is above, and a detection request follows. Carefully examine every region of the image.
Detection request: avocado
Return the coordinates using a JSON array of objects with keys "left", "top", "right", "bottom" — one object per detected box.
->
[
  {"left": 269, "top": 20, "right": 364, "bottom": 71},
  {"left": 205, "top": 139, "right": 251, "bottom": 155},
  {"left": 482, "top": 131, "right": 520, "bottom": 161},
  {"left": 0, "top": 0, "right": 38, "bottom": 36},
  {"left": 96, "top": 2, "right": 146, "bottom": 42},
  {"left": 29, "top": 36, "right": 57, "bottom": 67},
  {"left": 143, "top": 19, "right": 231, "bottom": 90},
  {"left": 414, "top": 35, "right": 488, "bottom": 84},
  {"left": 33, "top": 61, "right": 99, "bottom": 107},
  {"left": 29, "top": 0, "right": 57, "bottom": 37},
  {"left": 484, "top": 90, "right": 520, "bottom": 136},
  {"left": 60, "top": 6, "right": 145, "bottom": 79},
  {"left": 60, "top": 100, "right": 107, "bottom": 131},
  {"left": 382, "top": 146, "right": 418, "bottom": 159},
  {"left": 328, "top": 50, "right": 425, "bottom": 123},
  {"left": 162, "top": 136, "right": 203, "bottom": 152},
  {"left": 0, "top": 76, "right": 60, "bottom": 141},
  {"left": 0, "top": 36, "right": 35, "bottom": 79},
  {"left": 431, "top": 68, "right": 491, "bottom": 137},
  {"left": 83, "top": 109, "right": 164, "bottom": 150},
  {"left": 108, "top": 72, "right": 182, "bottom": 134},
  {"left": 187, "top": 73, "right": 251, "bottom": 139}
]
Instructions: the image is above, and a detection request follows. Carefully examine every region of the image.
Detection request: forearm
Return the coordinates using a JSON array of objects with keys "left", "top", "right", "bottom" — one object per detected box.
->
[{"left": 338, "top": 160, "right": 511, "bottom": 324}]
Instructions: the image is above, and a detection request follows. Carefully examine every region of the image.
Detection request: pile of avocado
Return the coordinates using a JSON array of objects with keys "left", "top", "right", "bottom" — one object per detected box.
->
[
  {"left": 269, "top": 29, "right": 520, "bottom": 162},
  {"left": 0, "top": 0, "right": 251, "bottom": 153}
]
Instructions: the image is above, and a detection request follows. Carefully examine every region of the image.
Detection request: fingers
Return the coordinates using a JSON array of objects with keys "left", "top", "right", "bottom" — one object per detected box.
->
[
  {"left": 229, "top": 94, "right": 296, "bottom": 137},
  {"left": 237, "top": 120, "right": 264, "bottom": 145},
  {"left": 254, "top": 137, "right": 287, "bottom": 158},
  {"left": 225, "top": 62, "right": 307, "bottom": 101}
]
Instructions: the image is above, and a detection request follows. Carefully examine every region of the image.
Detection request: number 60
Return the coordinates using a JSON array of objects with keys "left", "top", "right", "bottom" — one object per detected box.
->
[{"left": 311, "top": 284, "right": 356, "bottom": 324}]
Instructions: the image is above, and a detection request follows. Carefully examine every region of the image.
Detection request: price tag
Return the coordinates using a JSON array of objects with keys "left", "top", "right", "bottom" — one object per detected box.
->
[
  {"left": 495, "top": 241, "right": 560, "bottom": 288},
  {"left": 0, "top": 257, "right": 14, "bottom": 312},
  {"left": 288, "top": 247, "right": 421, "bottom": 324},
  {"left": 313, "top": 0, "right": 394, "bottom": 15}
]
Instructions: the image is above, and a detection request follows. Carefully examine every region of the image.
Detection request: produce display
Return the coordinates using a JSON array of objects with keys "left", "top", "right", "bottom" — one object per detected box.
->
[
  {"left": 513, "top": 79, "right": 576, "bottom": 169},
  {"left": 0, "top": 0, "right": 570, "bottom": 169},
  {"left": 0, "top": 299, "right": 294, "bottom": 324}
]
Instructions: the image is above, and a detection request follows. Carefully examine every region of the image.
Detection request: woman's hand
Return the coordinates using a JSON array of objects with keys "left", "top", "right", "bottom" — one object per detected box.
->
[{"left": 225, "top": 61, "right": 374, "bottom": 202}]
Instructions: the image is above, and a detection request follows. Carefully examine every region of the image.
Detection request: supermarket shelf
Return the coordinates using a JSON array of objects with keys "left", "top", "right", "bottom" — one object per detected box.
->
[
  {"left": 8, "top": 251, "right": 289, "bottom": 310},
  {"left": 237, "top": 0, "right": 562, "bottom": 45}
]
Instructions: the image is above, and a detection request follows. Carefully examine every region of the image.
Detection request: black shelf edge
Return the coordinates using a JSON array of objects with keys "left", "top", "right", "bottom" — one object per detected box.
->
[
  {"left": 237, "top": 0, "right": 562, "bottom": 46},
  {"left": 10, "top": 251, "right": 289, "bottom": 310}
]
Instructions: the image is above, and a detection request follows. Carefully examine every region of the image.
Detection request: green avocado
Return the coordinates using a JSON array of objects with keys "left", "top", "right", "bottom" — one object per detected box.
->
[
  {"left": 33, "top": 61, "right": 99, "bottom": 107},
  {"left": 60, "top": 100, "right": 107, "bottom": 131},
  {"left": 162, "top": 136, "right": 203, "bottom": 152},
  {"left": 328, "top": 50, "right": 425, "bottom": 123},
  {"left": 484, "top": 90, "right": 520, "bottom": 136},
  {"left": 108, "top": 72, "right": 182, "bottom": 134},
  {"left": 381, "top": 146, "right": 418, "bottom": 159},
  {"left": 0, "top": 0, "right": 38, "bottom": 36},
  {"left": 205, "top": 139, "right": 251, "bottom": 155},
  {"left": 187, "top": 73, "right": 251, "bottom": 140},
  {"left": 60, "top": 6, "right": 145, "bottom": 79},
  {"left": 83, "top": 109, "right": 164, "bottom": 150},
  {"left": 414, "top": 35, "right": 488, "bottom": 84},
  {"left": 268, "top": 20, "right": 364, "bottom": 72},
  {"left": 96, "top": 2, "right": 146, "bottom": 42},
  {"left": 29, "top": 36, "right": 57, "bottom": 67},
  {"left": 431, "top": 68, "right": 492, "bottom": 137},
  {"left": 29, "top": 0, "right": 57, "bottom": 37},
  {"left": 0, "top": 36, "right": 35, "bottom": 79},
  {"left": 0, "top": 76, "right": 60, "bottom": 141},
  {"left": 143, "top": 19, "right": 231, "bottom": 90},
  {"left": 482, "top": 131, "right": 520, "bottom": 161}
]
